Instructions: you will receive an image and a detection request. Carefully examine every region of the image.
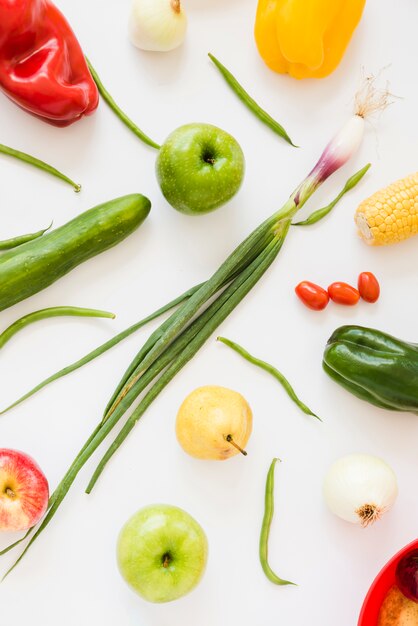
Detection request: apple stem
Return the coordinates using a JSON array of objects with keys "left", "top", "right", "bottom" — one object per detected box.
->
[
  {"left": 5, "top": 487, "right": 16, "bottom": 499},
  {"left": 226, "top": 435, "right": 247, "bottom": 456},
  {"left": 171, "top": 0, "right": 181, "bottom": 14},
  {"left": 162, "top": 553, "right": 172, "bottom": 568}
]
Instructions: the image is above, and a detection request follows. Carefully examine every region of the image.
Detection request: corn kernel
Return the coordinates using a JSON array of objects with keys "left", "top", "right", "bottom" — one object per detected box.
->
[{"left": 355, "top": 172, "right": 418, "bottom": 245}]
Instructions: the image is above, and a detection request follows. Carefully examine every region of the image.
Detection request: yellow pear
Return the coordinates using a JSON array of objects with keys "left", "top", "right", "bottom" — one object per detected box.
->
[{"left": 175, "top": 385, "right": 253, "bottom": 460}]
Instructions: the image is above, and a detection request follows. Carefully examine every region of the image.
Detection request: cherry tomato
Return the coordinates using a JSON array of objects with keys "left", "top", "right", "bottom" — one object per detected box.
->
[
  {"left": 295, "top": 281, "right": 329, "bottom": 311},
  {"left": 328, "top": 282, "right": 360, "bottom": 306},
  {"left": 358, "top": 272, "right": 380, "bottom": 303}
]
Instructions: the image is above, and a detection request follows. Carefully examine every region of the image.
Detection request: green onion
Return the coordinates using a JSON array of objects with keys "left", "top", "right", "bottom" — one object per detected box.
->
[
  {"left": 0, "top": 284, "right": 203, "bottom": 415},
  {"left": 0, "top": 144, "right": 81, "bottom": 192},
  {"left": 1, "top": 108, "right": 374, "bottom": 575},
  {"left": 0, "top": 222, "right": 52, "bottom": 251},
  {"left": 217, "top": 336, "right": 320, "bottom": 420},
  {"left": 208, "top": 53, "right": 296, "bottom": 147},
  {"left": 292, "top": 164, "right": 371, "bottom": 226},
  {"left": 87, "top": 238, "right": 285, "bottom": 492},
  {"left": 0, "top": 306, "right": 115, "bottom": 351}
]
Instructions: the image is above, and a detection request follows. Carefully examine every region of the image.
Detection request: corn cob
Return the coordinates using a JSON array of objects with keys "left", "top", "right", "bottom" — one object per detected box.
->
[{"left": 355, "top": 172, "right": 418, "bottom": 245}]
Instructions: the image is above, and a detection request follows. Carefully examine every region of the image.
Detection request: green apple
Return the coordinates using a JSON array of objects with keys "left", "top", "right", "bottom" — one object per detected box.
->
[
  {"left": 156, "top": 123, "right": 245, "bottom": 215},
  {"left": 117, "top": 504, "right": 208, "bottom": 603}
]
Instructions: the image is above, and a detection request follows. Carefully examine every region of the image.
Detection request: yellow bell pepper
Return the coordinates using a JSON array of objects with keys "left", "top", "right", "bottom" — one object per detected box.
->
[{"left": 254, "top": 0, "right": 366, "bottom": 79}]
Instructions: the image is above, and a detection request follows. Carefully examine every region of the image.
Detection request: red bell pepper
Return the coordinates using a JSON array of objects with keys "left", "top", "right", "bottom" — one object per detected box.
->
[{"left": 0, "top": 0, "right": 99, "bottom": 126}]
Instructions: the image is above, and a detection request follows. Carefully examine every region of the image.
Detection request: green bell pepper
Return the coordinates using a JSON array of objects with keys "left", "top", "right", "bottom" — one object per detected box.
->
[{"left": 323, "top": 325, "right": 418, "bottom": 414}]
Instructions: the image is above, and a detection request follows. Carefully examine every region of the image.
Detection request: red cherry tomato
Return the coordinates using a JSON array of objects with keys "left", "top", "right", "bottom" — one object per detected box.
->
[
  {"left": 328, "top": 282, "right": 360, "bottom": 306},
  {"left": 358, "top": 272, "right": 380, "bottom": 303},
  {"left": 295, "top": 281, "right": 329, "bottom": 311}
]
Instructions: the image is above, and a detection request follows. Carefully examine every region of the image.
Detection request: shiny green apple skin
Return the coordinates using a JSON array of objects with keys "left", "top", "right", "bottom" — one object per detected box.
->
[
  {"left": 117, "top": 504, "right": 208, "bottom": 603},
  {"left": 156, "top": 123, "right": 245, "bottom": 215}
]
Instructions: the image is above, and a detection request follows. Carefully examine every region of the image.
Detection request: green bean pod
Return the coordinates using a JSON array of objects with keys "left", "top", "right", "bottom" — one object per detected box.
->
[
  {"left": 0, "top": 144, "right": 81, "bottom": 191},
  {"left": 217, "top": 336, "right": 320, "bottom": 420},
  {"left": 293, "top": 164, "right": 371, "bottom": 226},
  {"left": 208, "top": 53, "right": 296, "bottom": 147},
  {"left": 260, "top": 458, "right": 295, "bottom": 586},
  {"left": 0, "top": 306, "right": 115, "bottom": 350},
  {"left": 0, "top": 194, "right": 151, "bottom": 313},
  {"left": 86, "top": 60, "right": 161, "bottom": 150},
  {"left": 0, "top": 223, "right": 52, "bottom": 251}
]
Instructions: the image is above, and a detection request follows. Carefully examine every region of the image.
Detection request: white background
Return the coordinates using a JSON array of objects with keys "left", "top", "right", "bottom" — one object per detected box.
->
[{"left": 0, "top": 0, "right": 417, "bottom": 624}]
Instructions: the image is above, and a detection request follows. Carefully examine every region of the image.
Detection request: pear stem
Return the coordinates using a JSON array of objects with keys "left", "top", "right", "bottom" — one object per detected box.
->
[
  {"left": 226, "top": 434, "right": 247, "bottom": 456},
  {"left": 171, "top": 0, "right": 181, "bottom": 14}
]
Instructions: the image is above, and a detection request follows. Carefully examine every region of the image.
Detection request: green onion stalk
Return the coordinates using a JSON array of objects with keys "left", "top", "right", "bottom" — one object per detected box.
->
[{"left": 0, "top": 92, "right": 379, "bottom": 576}]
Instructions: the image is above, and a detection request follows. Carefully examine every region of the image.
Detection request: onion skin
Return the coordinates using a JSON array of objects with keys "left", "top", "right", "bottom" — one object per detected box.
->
[
  {"left": 323, "top": 453, "right": 398, "bottom": 526},
  {"left": 129, "top": 0, "right": 187, "bottom": 52}
]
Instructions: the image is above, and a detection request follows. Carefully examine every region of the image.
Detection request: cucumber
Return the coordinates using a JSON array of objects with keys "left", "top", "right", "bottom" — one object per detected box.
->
[{"left": 0, "top": 193, "right": 151, "bottom": 312}]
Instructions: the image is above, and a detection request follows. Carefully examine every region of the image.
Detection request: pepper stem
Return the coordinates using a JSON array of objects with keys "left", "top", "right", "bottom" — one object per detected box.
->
[{"left": 226, "top": 434, "right": 247, "bottom": 456}]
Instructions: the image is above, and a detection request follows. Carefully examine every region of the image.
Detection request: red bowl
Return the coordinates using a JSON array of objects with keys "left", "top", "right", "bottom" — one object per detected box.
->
[{"left": 358, "top": 538, "right": 418, "bottom": 625}]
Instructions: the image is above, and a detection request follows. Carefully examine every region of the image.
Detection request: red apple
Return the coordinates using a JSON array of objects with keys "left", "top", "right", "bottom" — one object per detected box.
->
[{"left": 0, "top": 449, "right": 49, "bottom": 532}]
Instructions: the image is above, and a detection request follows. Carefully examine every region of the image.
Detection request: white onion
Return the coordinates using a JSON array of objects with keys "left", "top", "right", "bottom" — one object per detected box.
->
[
  {"left": 323, "top": 454, "right": 398, "bottom": 527},
  {"left": 129, "top": 0, "right": 187, "bottom": 52}
]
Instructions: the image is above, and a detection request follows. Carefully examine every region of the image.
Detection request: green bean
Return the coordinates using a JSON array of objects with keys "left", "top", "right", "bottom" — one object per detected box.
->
[
  {"left": 292, "top": 164, "right": 371, "bottom": 226},
  {"left": 217, "top": 337, "right": 320, "bottom": 420},
  {"left": 0, "top": 144, "right": 81, "bottom": 192},
  {"left": 86, "top": 59, "right": 161, "bottom": 150},
  {"left": 0, "top": 284, "right": 203, "bottom": 415},
  {"left": 208, "top": 53, "right": 296, "bottom": 147},
  {"left": 260, "top": 458, "right": 295, "bottom": 586},
  {"left": 0, "top": 222, "right": 52, "bottom": 250},
  {"left": 0, "top": 306, "right": 115, "bottom": 351}
]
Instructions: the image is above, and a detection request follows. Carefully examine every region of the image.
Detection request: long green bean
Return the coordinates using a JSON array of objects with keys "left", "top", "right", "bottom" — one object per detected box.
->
[
  {"left": 217, "top": 337, "right": 320, "bottom": 420},
  {"left": 0, "top": 144, "right": 81, "bottom": 192},
  {"left": 86, "top": 59, "right": 161, "bottom": 150},
  {"left": 260, "top": 458, "right": 295, "bottom": 586},
  {"left": 0, "top": 223, "right": 52, "bottom": 250},
  {"left": 0, "top": 284, "right": 203, "bottom": 415},
  {"left": 208, "top": 53, "right": 296, "bottom": 147},
  {"left": 292, "top": 164, "right": 371, "bottom": 226},
  {"left": 0, "top": 306, "right": 115, "bottom": 351}
]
